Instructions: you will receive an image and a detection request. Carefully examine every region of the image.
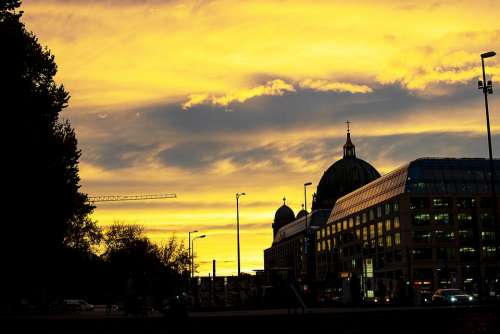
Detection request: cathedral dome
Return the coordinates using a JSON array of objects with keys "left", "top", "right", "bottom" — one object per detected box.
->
[
  {"left": 312, "top": 129, "right": 380, "bottom": 211},
  {"left": 296, "top": 205, "right": 308, "bottom": 219},
  {"left": 272, "top": 198, "right": 295, "bottom": 237}
]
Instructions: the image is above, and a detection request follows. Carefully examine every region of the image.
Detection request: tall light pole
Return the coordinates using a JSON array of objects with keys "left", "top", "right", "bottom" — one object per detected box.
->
[
  {"left": 478, "top": 51, "right": 500, "bottom": 272},
  {"left": 191, "top": 235, "right": 206, "bottom": 278},
  {"left": 303, "top": 182, "right": 312, "bottom": 276},
  {"left": 236, "top": 192, "right": 246, "bottom": 276},
  {"left": 188, "top": 230, "right": 198, "bottom": 278}
]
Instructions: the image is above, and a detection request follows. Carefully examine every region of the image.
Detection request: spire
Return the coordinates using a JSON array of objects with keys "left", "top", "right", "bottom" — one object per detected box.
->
[
  {"left": 343, "top": 120, "right": 356, "bottom": 158},
  {"left": 283, "top": 196, "right": 286, "bottom": 205}
]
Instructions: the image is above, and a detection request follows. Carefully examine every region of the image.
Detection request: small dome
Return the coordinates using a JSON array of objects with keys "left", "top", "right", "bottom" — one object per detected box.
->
[{"left": 296, "top": 209, "right": 308, "bottom": 219}]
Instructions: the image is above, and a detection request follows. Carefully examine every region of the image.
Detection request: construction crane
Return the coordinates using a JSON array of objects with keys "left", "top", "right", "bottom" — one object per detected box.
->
[{"left": 88, "top": 193, "right": 177, "bottom": 203}]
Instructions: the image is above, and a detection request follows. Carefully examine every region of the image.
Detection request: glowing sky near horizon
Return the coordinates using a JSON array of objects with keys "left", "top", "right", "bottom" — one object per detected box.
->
[{"left": 22, "top": 0, "right": 500, "bottom": 275}]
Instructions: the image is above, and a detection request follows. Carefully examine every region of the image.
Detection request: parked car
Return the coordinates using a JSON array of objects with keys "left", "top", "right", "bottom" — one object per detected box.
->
[
  {"left": 431, "top": 289, "right": 474, "bottom": 305},
  {"left": 63, "top": 299, "right": 94, "bottom": 312}
]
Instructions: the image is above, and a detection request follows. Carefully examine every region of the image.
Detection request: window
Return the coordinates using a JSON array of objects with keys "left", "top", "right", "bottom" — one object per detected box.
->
[
  {"left": 317, "top": 242, "right": 321, "bottom": 252},
  {"left": 356, "top": 229, "right": 361, "bottom": 240},
  {"left": 343, "top": 220, "right": 348, "bottom": 230},
  {"left": 413, "top": 230, "right": 432, "bottom": 243},
  {"left": 316, "top": 230, "right": 321, "bottom": 239},
  {"left": 394, "top": 216, "right": 400, "bottom": 230},
  {"left": 482, "top": 246, "right": 496, "bottom": 257},
  {"left": 434, "top": 229, "right": 455, "bottom": 242},
  {"left": 437, "top": 247, "right": 456, "bottom": 259},
  {"left": 332, "top": 224, "right": 336, "bottom": 234},
  {"left": 327, "top": 239, "right": 331, "bottom": 251},
  {"left": 321, "top": 228, "right": 326, "bottom": 238},
  {"left": 410, "top": 198, "right": 429, "bottom": 210},
  {"left": 386, "top": 235, "right": 393, "bottom": 247},
  {"left": 412, "top": 213, "right": 431, "bottom": 226},
  {"left": 356, "top": 215, "right": 361, "bottom": 226},
  {"left": 385, "top": 203, "right": 391, "bottom": 215},
  {"left": 395, "top": 233, "right": 401, "bottom": 245},
  {"left": 363, "top": 227, "right": 368, "bottom": 241},
  {"left": 369, "top": 224, "right": 375, "bottom": 239},
  {"left": 480, "top": 213, "right": 494, "bottom": 228},
  {"left": 337, "top": 222, "right": 342, "bottom": 232},
  {"left": 362, "top": 213, "right": 367, "bottom": 224},
  {"left": 377, "top": 206, "right": 382, "bottom": 218},
  {"left": 378, "top": 237, "right": 384, "bottom": 247},
  {"left": 458, "top": 229, "right": 474, "bottom": 243},
  {"left": 457, "top": 214, "right": 473, "bottom": 227},
  {"left": 435, "top": 213, "right": 451, "bottom": 225},
  {"left": 322, "top": 240, "right": 326, "bottom": 251},
  {"left": 456, "top": 197, "right": 476, "bottom": 209},
  {"left": 459, "top": 247, "right": 476, "bottom": 259},
  {"left": 385, "top": 219, "right": 392, "bottom": 232},
  {"left": 349, "top": 218, "right": 354, "bottom": 228},
  {"left": 327, "top": 226, "right": 331, "bottom": 237},
  {"left": 432, "top": 197, "right": 450, "bottom": 208},
  {"left": 412, "top": 248, "right": 433, "bottom": 260},
  {"left": 377, "top": 222, "right": 383, "bottom": 236},
  {"left": 393, "top": 200, "right": 400, "bottom": 212},
  {"left": 481, "top": 231, "right": 496, "bottom": 242},
  {"left": 369, "top": 209, "right": 375, "bottom": 221}
]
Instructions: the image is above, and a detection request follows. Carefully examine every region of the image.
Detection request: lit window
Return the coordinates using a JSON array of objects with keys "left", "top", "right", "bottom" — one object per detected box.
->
[
  {"left": 457, "top": 214, "right": 473, "bottom": 227},
  {"left": 369, "top": 209, "right": 375, "bottom": 221},
  {"left": 434, "top": 213, "right": 450, "bottom": 225},
  {"left": 332, "top": 225, "right": 337, "bottom": 234},
  {"left": 317, "top": 242, "right": 321, "bottom": 252},
  {"left": 321, "top": 228, "right": 326, "bottom": 238},
  {"left": 343, "top": 220, "right": 348, "bottom": 230},
  {"left": 363, "top": 227, "right": 368, "bottom": 241},
  {"left": 394, "top": 216, "right": 400, "bottom": 230},
  {"left": 356, "top": 229, "right": 361, "bottom": 240},
  {"left": 432, "top": 198, "right": 450, "bottom": 208},
  {"left": 327, "top": 226, "right": 331, "bottom": 237},
  {"left": 356, "top": 215, "right": 361, "bottom": 226},
  {"left": 362, "top": 213, "right": 367, "bottom": 224},
  {"left": 377, "top": 222, "right": 383, "bottom": 236},
  {"left": 386, "top": 235, "right": 393, "bottom": 247},
  {"left": 481, "top": 231, "right": 495, "bottom": 242},
  {"left": 337, "top": 222, "right": 342, "bottom": 232},
  {"left": 482, "top": 246, "right": 496, "bottom": 257},
  {"left": 394, "top": 201, "right": 399, "bottom": 212},
  {"left": 349, "top": 218, "right": 354, "bottom": 228},
  {"left": 395, "top": 233, "right": 401, "bottom": 245},
  {"left": 327, "top": 239, "right": 331, "bottom": 251},
  {"left": 322, "top": 241, "right": 326, "bottom": 251},
  {"left": 385, "top": 219, "right": 392, "bottom": 232},
  {"left": 316, "top": 230, "right": 321, "bottom": 239},
  {"left": 370, "top": 224, "right": 375, "bottom": 239},
  {"left": 378, "top": 237, "right": 384, "bottom": 247},
  {"left": 412, "top": 213, "right": 431, "bottom": 226}
]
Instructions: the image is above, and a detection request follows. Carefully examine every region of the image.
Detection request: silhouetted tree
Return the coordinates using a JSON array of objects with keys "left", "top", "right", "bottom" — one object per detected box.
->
[{"left": 1, "top": 1, "right": 96, "bottom": 306}]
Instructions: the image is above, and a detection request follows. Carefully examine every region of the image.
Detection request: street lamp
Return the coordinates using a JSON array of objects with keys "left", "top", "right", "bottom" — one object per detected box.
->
[
  {"left": 478, "top": 51, "right": 500, "bottom": 270},
  {"left": 236, "top": 192, "right": 246, "bottom": 276},
  {"left": 188, "top": 230, "right": 199, "bottom": 278},
  {"left": 303, "top": 182, "right": 312, "bottom": 276},
  {"left": 191, "top": 235, "right": 206, "bottom": 278}
]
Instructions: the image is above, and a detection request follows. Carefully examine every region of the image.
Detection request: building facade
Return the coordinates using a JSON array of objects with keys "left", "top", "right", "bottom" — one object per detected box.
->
[{"left": 316, "top": 158, "right": 500, "bottom": 299}]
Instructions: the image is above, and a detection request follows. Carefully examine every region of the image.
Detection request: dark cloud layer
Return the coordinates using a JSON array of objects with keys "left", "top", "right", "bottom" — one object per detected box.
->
[{"left": 73, "top": 80, "right": 500, "bottom": 172}]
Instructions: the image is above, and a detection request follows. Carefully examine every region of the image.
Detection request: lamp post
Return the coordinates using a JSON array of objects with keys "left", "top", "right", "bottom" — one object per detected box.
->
[
  {"left": 188, "top": 230, "right": 198, "bottom": 278},
  {"left": 191, "top": 235, "right": 206, "bottom": 278},
  {"left": 478, "top": 51, "right": 500, "bottom": 271},
  {"left": 303, "top": 182, "right": 312, "bottom": 276},
  {"left": 236, "top": 192, "right": 246, "bottom": 276}
]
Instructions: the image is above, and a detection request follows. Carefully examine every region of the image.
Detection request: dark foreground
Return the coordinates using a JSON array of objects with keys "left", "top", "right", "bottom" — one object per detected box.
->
[{"left": 2, "top": 305, "right": 500, "bottom": 334}]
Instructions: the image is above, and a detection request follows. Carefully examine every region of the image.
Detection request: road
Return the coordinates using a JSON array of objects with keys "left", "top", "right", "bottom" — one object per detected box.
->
[{"left": 2, "top": 304, "right": 499, "bottom": 333}]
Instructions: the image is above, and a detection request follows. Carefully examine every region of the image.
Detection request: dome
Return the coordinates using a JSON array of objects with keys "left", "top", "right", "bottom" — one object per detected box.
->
[
  {"left": 274, "top": 204, "right": 295, "bottom": 223},
  {"left": 272, "top": 197, "right": 295, "bottom": 237},
  {"left": 312, "top": 130, "right": 380, "bottom": 211},
  {"left": 296, "top": 209, "right": 308, "bottom": 219}
]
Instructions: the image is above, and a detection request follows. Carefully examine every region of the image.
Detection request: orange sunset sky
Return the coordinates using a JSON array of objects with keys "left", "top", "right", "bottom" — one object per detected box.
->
[{"left": 22, "top": 0, "right": 500, "bottom": 275}]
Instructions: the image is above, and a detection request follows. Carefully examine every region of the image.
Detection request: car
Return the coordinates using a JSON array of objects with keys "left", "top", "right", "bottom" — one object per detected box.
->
[
  {"left": 431, "top": 289, "right": 474, "bottom": 305},
  {"left": 63, "top": 299, "right": 94, "bottom": 312}
]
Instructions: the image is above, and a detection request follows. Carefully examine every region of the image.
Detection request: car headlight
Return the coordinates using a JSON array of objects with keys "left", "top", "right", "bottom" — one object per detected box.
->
[
  {"left": 468, "top": 296, "right": 473, "bottom": 301},
  {"left": 450, "top": 297, "right": 457, "bottom": 302}
]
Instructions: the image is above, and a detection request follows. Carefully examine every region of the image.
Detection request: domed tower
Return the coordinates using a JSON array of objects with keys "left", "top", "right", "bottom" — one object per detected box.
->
[
  {"left": 312, "top": 124, "right": 380, "bottom": 211},
  {"left": 272, "top": 197, "right": 295, "bottom": 238},
  {"left": 296, "top": 204, "right": 308, "bottom": 219}
]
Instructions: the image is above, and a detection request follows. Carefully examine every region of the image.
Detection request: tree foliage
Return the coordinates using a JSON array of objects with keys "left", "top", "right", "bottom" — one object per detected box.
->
[{"left": 1, "top": 1, "right": 99, "bottom": 301}]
